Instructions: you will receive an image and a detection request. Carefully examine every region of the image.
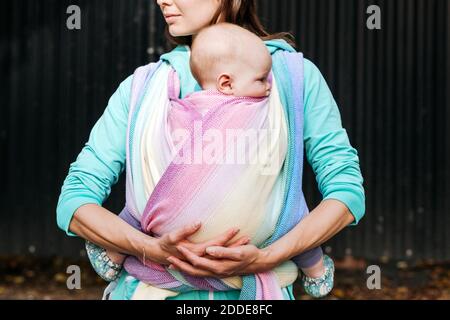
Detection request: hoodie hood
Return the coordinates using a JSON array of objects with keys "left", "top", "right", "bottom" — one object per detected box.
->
[{"left": 159, "top": 39, "right": 296, "bottom": 99}]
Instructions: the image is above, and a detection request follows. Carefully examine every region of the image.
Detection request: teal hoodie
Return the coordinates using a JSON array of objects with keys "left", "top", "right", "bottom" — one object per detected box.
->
[{"left": 56, "top": 39, "right": 365, "bottom": 236}]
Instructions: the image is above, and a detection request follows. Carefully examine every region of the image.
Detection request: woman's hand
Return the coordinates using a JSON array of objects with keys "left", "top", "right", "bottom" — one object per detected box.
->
[
  {"left": 165, "top": 244, "right": 278, "bottom": 278},
  {"left": 165, "top": 200, "right": 355, "bottom": 277},
  {"left": 70, "top": 204, "right": 250, "bottom": 267},
  {"left": 147, "top": 222, "right": 251, "bottom": 266}
]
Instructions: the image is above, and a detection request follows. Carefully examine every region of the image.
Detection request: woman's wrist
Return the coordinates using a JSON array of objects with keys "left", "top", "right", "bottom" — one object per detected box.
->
[
  {"left": 257, "top": 200, "right": 356, "bottom": 269},
  {"left": 259, "top": 245, "right": 287, "bottom": 269},
  {"left": 260, "top": 233, "right": 308, "bottom": 268},
  {"left": 127, "top": 231, "right": 159, "bottom": 262}
]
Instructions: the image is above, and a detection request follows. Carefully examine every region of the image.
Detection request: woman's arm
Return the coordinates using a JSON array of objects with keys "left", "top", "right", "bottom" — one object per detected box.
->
[
  {"left": 56, "top": 75, "right": 133, "bottom": 236},
  {"left": 69, "top": 204, "right": 158, "bottom": 257},
  {"left": 263, "top": 199, "right": 354, "bottom": 265},
  {"left": 70, "top": 203, "right": 243, "bottom": 265},
  {"left": 302, "top": 58, "right": 365, "bottom": 225}
]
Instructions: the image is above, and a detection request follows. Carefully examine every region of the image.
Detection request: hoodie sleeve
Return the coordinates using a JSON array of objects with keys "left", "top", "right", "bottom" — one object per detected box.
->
[
  {"left": 56, "top": 75, "right": 133, "bottom": 236},
  {"left": 303, "top": 58, "right": 366, "bottom": 225}
]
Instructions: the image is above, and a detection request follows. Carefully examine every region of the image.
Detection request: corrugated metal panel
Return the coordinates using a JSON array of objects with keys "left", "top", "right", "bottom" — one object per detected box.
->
[
  {"left": 1, "top": 0, "right": 448, "bottom": 261},
  {"left": 1, "top": 0, "right": 153, "bottom": 257}
]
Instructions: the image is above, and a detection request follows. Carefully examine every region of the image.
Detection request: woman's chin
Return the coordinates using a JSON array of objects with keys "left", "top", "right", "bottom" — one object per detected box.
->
[{"left": 168, "top": 26, "right": 192, "bottom": 38}]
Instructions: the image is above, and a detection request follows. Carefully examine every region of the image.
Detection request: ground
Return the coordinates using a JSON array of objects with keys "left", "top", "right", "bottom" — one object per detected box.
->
[{"left": 0, "top": 256, "right": 449, "bottom": 300}]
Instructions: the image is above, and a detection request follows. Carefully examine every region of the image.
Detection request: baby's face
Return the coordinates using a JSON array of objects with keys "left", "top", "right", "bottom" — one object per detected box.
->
[
  {"left": 227, "top": 49, "right": 273, "bottom": 98},
  {"left": 231, "top": 61, "right": 272, "bottom": 98}
]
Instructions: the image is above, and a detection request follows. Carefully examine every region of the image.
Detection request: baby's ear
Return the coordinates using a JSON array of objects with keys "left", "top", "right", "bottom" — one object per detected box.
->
[{"left": 217, "top": 73, "right": 233, "bottom": 95}]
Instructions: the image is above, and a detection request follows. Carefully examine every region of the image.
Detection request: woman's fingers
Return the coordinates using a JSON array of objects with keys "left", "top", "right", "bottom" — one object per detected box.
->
[
  {"left": 176, "top": 245, "right": 231, "bottom": 275},
  {"left": 167, "top": 256, "right": 216, "bottom": 277},
  {"left": 162, "top": 225, "right": 247, "bottom": 260},
  {"left": 205, "top": 246, "right": 245, "bottom": 261},
  {"left": 228, "top": 236, "right": 251, "bottom": 248},
  {"left": 182, "top": 228, "right": 240, "bottom": 256},
  {"left": 202, "top": 228, "right": 240, "bottom": 248},
  {"left": 166, "top": 222, "right": 202, "bottom": 244}
]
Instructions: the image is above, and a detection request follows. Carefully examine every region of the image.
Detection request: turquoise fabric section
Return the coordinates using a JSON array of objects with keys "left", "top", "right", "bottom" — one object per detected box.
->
[{"left": 108, "top": 271, "right": 294, "bottom": 300}]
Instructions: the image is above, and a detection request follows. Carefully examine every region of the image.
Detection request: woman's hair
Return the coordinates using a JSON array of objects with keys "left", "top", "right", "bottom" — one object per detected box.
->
[{"left": 164, "top": 0, "right": 297, "bottom": 49}]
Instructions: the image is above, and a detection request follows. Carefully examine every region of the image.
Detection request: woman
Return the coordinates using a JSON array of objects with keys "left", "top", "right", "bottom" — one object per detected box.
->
[{"left": 57, "top": 0, "right": 365, "bottom": 300}]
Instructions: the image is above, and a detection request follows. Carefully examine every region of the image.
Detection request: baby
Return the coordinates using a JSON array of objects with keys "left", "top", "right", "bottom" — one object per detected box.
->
[
  {"left": 85, "top": 23, "right": 335, "bottom": 298},
  {"left": 189, "top": 22, "right": 273, "bottom": 99}
]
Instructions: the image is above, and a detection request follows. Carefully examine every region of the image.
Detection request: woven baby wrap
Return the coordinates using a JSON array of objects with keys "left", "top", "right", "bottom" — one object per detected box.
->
[{"left": 118, "top": 50, "right": 322, "bottom": 300}]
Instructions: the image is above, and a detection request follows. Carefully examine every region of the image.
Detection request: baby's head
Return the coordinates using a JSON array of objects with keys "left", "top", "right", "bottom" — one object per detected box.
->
[{"left": 190, "top": 23, "right": 272, "bottom": 98}]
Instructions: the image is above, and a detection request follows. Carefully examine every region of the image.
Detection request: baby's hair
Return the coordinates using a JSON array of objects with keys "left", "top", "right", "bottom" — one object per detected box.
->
[{"left": 190, "top": 22, "right": 263, "bottom": 88}]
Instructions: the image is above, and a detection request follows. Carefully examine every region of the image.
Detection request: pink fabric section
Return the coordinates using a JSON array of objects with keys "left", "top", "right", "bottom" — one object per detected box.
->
[
  {"left": 141, "top": 69, "right": 271, "bottom": 236},
  {"left": 255, "top": 271, "right": 285, "bottom": 300}
]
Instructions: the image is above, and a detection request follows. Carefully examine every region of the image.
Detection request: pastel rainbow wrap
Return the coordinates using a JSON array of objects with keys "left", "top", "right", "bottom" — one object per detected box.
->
[{"left": 119, "top": 50, "right": 322, "bottom": 300}]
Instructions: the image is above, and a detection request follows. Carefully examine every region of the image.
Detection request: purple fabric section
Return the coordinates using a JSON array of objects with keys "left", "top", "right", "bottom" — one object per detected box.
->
[
  {"left": 118, "top": 206, "right": 142, "bottom": 232},
  {"left": 182, "top": 274, "right": 233, "bottom": 291},
  {"left": 292, "top": 247, "right": 324, "bottom": 269},
  {"left": 124, "top": 257, "right": 181, "bottom": 288},
  {"left": 281, "top": 51, "right": 323, "bottom": 270}
]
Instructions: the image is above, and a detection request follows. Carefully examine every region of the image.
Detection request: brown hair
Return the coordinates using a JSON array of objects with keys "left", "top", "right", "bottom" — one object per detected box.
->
[{"left": 163, "top": 0, "right": 296, "bottom": 49}]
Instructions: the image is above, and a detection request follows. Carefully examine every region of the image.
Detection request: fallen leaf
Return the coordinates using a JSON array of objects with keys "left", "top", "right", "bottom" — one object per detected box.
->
[
  {"left": 333, "top": 289, "right": 345, "bottom": 298},
  {"left": 53, "top": 273, "right": 66, "bottom": 284}
]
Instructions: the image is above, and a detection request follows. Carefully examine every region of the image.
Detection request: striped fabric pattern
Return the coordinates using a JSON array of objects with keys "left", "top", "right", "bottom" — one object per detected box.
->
[{"left": 120, "top": 50, "right": 317, "bottom": 300}]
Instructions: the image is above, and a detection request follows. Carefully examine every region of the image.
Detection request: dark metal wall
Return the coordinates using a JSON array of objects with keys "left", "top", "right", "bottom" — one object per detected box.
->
[{"left": 1, "top": 0, "right": 449, "bottom": 261}]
